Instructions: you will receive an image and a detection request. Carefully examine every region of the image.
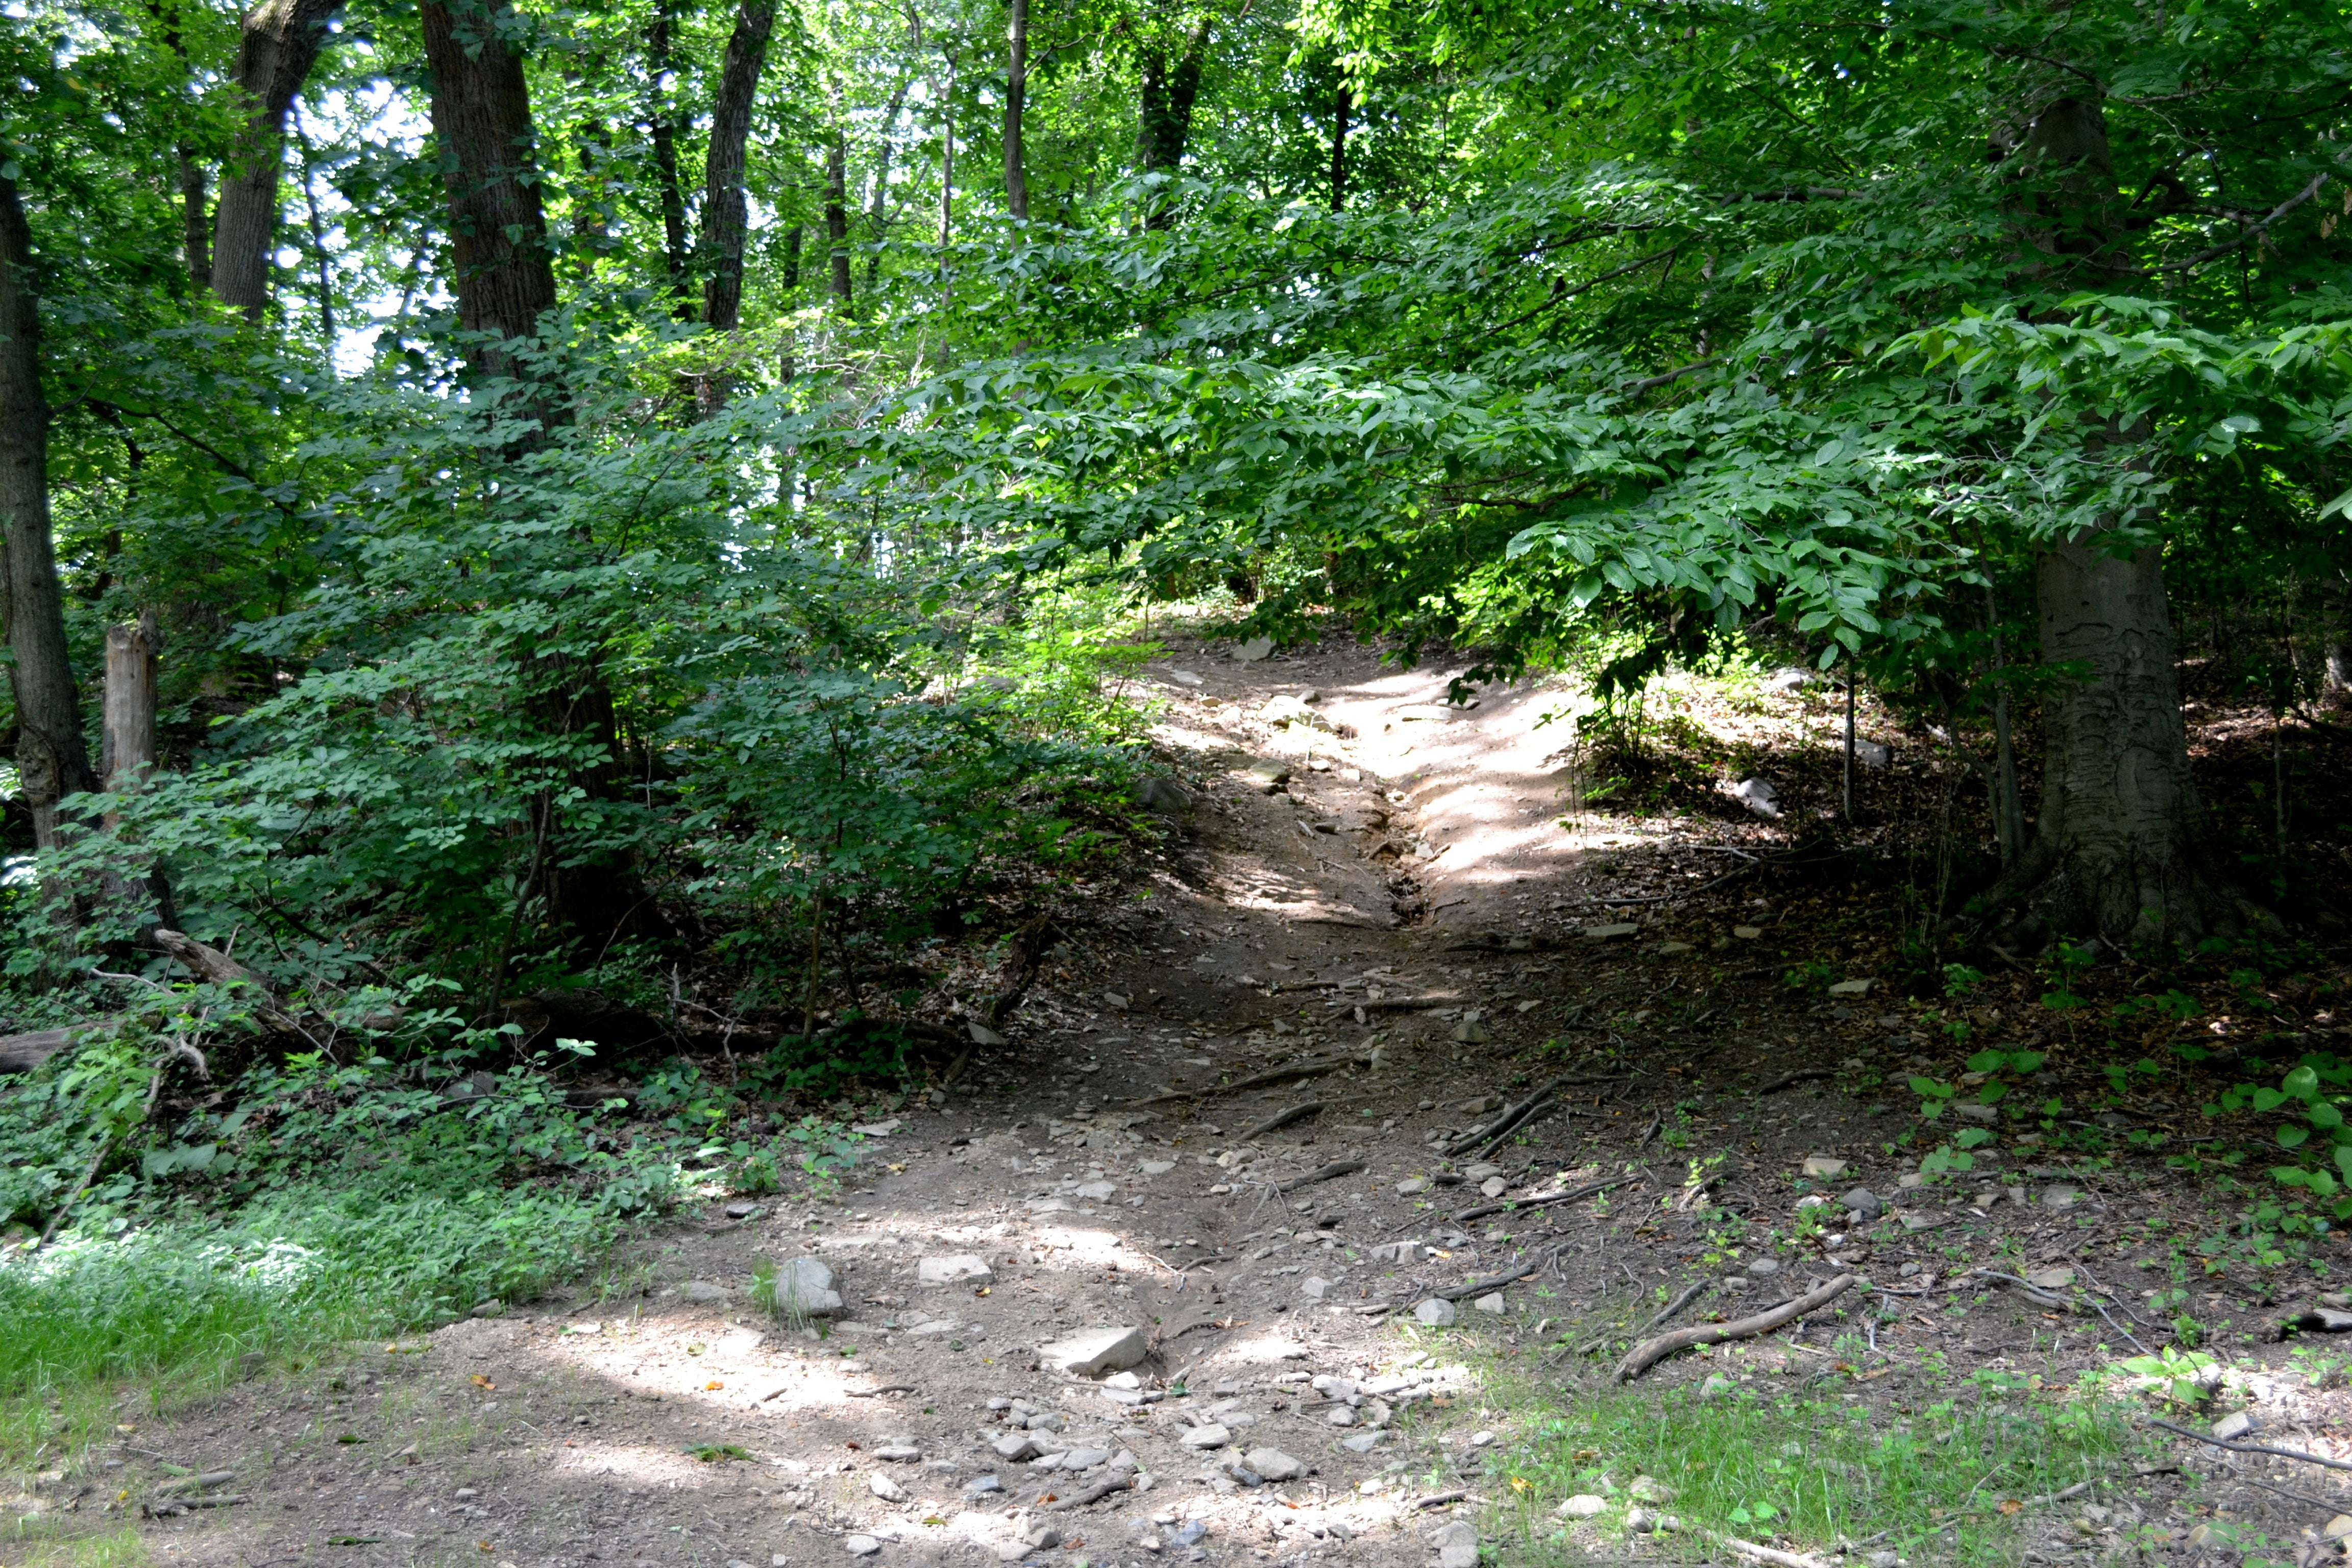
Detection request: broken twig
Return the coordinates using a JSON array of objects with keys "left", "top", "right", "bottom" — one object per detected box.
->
[{"left": 1616, "top": 1274, "right": 1855, "bottom": 1380}]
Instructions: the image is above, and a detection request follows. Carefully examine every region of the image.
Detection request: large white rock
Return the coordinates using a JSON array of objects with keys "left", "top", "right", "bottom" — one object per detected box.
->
[
  {"left": 1180, "top": 1424, "right": 1231, "bottom": 1450},
  {"left": 1038, "top": 1326, "right": 1147, "bottom": 1376},
  {"left": 1557, "top": 1495, "right": 1607, "bottom": 1518},
  {"left": 868, "top": 1471, "right": 909, "bottom": 1503},
  {"left": 1414, "top": 1298, "right": 1457, "bottom": 1327},
  {"left": 1432, "top": 1521, "right": 1478, "bottom": 1568},
  {"left": 917, "top": 1255, "right": 994, "bottom": 1288}
]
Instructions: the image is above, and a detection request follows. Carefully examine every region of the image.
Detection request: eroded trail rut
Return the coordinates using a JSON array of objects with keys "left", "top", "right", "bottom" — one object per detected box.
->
[{"left": 101, "top": 631, "right": 2337, "bottom": 1568}]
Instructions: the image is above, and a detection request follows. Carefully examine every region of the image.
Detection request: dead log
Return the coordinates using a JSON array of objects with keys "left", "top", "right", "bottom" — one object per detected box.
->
[
  {"left": 0, "top": 1022, "right": 113, "bottom": 1074},
  {"left": 149, "top": 929, "right": 310, "bottom": 1042},
  {"left": 1614, "top": 1273, "right": 1855, "bottom": 1380}
]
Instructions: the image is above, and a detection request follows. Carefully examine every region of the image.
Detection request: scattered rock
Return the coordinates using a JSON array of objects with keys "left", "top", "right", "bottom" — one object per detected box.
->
[
  {"left": 1303, "top": 1276, "right": 1337, "bottom": 1300},
  {"left": 1801, "top": 1155, "right": 1848, "bottom": 1179},
  {"left": 1473, "top": 1293, "right": 1506, "bottom": 1314},
  {"left": 471, "top": 1300, "right": 506, "bottom": 1318},
  {"left": 1394, "top": 1180, "right": 1429, "bottom": 1197},
  {"left": 917, "top": 1256, "right": 994, "bottom": 1288},
  {"left": 1414, "top": 1298, "right": 1458, "bottom": 1327},
  {"left": 1629, "top": 1476, "right": 1676, "bottom": 1503},
  {"left": 2212, "top": 1411, "right": 2258, "bottom": 1442},
  {"left": 1431, "top": 1521, "right": 1478, "bottom": 1568},
  {"left": 2042, "top": 1185, "right": 2081, "bottom": 1210},
  {"left": 1259, "top": 695, "right": 1317, "bottom": 725},
  {"left": 1732, "top": 924, "right": 1763, "bottom": 940},
  {"left": 1746, "top": 1258, "right": 1780, "bottom": 1278},
  {"left": 2025, "top": 1266, "right": 2076, "bottom": 1291},
  {"left": 1827, "top": 978, "right": 1873, "bottom": 997},
  {"left": 1234, "top": 636, "right": 1277, "bottom": 663},
  {"left": 1728, "top": 777, "right": 1781, "bottom": 819},
  {"left": 868, "top": 1472, "right": 910, "bottom": 1503},
  {"left": 1061, "top": 1448, "right": 1112, "bottom": 1471},
  {"left": 992, "top": 1434, "right": 1041, "bottom": 1461},
  {"left": 1170, "top": 1522, "right": 1208, "bottom": 1550},
  {"left": 1180, "top": 1424, "right": 1232, "bottom": 1450},
  {"left": 843, "top": 1536, "right": 881, "bottom": 1558},
  {"left": 1558, "top": 1496, "right": 1607, "bottom": 1519},
  {"left": 1325, "top": 1406, "right": 1357, "bottom": 1427},
  {"left": 1854, "top": 739, "right": 1892, "bottom": 769},
  {"left": 1699, "top": 1374, "right": 1735, "bottom": 1400},
  {"left": 1953, "top": 1104, "right": 1998, "bottom": 1123},
  {"left": 1584, "top": 923, "right": 1639, "bottom": 940},
  {"left": 1246, "top": 1448, "right": 1304, "bottom": 1481},
  {"left": 965, "top": 1476, "right": 1003, "bottom": 1496},
  {"left": 852, "top": 1118, "right": 902, "bottom": 1138},
  {"left": 1136, "top": 777, "right": 1195, "bottom": 815},
  {"left": 1103, "top": 992, "right": 1131, "bottom": 1011},
  {"left": 874, "top": 1444, "right": 922, "bottom": 1462},
  {"left": 1074, "top": 1180, "right": 1118, "bottom": 1201},
  {"left": 767, "top": 1257, "right": 843, "bottom": 1317},
  {"left": 1451, "top": 1019, "right": 1490, "bottom": 1044},
  {"left": 967, "top": 1023, "right": 1008, "bottom": 1046},
  {"left": 678, "top": 1281, "right": 731, "bottom": 1304},
  {"left": 2324, "top": 1515, "right": 2352, "bottom": 1541},
  {"left": 1139, "top": 1160, "right": 1176, "bottom": 1176},
  {"left": 1039, "top": 1326, "right": 1148, "bottom": 1376},
  {"left": 1479, "top": 1178, "right": 1507, "bottom": 1198},
  {"left": 1841, "top": 1188, "right": 1884, "bottom": 1222},
  {"left": 1243, "top": 760, "right": 1291, "bottom": 793},
  {"left": 1339, "top": 1431, "right": 1387, "bottom": 1454}
]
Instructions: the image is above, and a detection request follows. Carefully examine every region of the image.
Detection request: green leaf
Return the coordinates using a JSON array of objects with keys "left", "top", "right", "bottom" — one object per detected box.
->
[
  {"left": 2284, "top": 1066, "right": 2320, "bottom": 1100},
  {"left": 2277, "top": 1124, "right": 2310, "bottom": 1148}
]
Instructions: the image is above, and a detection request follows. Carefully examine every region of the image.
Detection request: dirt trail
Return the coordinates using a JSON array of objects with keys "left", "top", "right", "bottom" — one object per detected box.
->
[{"left": 75, "top": 628, "right": 2352, "bottom": 1568}]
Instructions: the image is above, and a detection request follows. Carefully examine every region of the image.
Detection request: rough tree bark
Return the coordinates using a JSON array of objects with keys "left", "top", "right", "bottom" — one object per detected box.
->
[
  {"left": 825, "top": 129, "right": 852, "bottom": 307},
  {"left": 1133, "top": 17, "right": 1209, "bottom": 228},
  {"left": 420, "top": 0, "right": 558, "bottom": 387},
  {"left": 1972, "top": 84, "right": 2254, "bottom": 946},
  {"left": 209, "top": 0, "right": 343, "bottom": 318},
  {"left": 1003, "top": 0, "right": 1030, "bottom": 222},
  {"left": 700, "top": 0, "right": 779, "bottom": 336},
  {"left": 1329, "top": 86, "right": 1348, "bottom": 212},
  {"left": 0, "top": 174, "right": 100, "bottom": 849},
  {"left": 644, "top": 4, "right": 693, "bottom": 314}
]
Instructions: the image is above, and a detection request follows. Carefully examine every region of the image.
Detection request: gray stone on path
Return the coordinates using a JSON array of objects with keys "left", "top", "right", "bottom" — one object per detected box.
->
[
  {"left": 1302, "top": 1276, "right": 1336, "bottom": 1300},
  {"left": 2042, "top": 1184, "right": 2081, "bottom": 1209},
  {"left": 1180, "top": 1424, "right": 1232, "bottom": 1449},
  {"left": 2212, "top": 1411, "right": 2257, "bottom": 1442},
  {"left": 1801, "top": 1155, "right": 1848, "bottom": 1178},
  {"left": 991, "top": 1433, "right": 1040, "bottom": 1461},
  {"left": 1473, "top": 1293, "right": 1505, "bottom": 1314},
  {"left": 1340, "top": 1431, "right": 1387, "bottom": 1453},
  {"left": 1584, "top": 922, "right": 1639, "bottom": 940},
  {"left": 843, "top": 1536, "right": 881, "bottom": 1558},
  {"left": 1557, "top": 1495, "right": 1607, "bottom": 1518},
  {"left": 1244, "top": 1448, "right": 1303, "bottom": 1481},
  {"left": 1039, "top": 1325, "right": 1148, "bottom": 1376},
  {"left": 917, "top": 1255, "right": 993, "bottom": 1288},
  {"left": 1060, "top": 1448, "right": 1112, "bottom": 1470},
  {"left": 1414, "top": 1298, "right": 1457, "bottom": 1327},
  {"left": 1841, "top": 1187, "right": 1884, "bottom": 1222},
  {"left": 1746, "top": 1258, "right": 1780, "bottom": 1278},
  {"left": 765, "top": 1256, "right": 842, "bottom": 1317},
  {"left": 1325, "top": 1405, "right": 1357, "bottom": 1427},
  {"left": 1136, "top": 776, "right": 1195, "bottom": 815},
  {"left": 1431, "top": 1521, "right": 1478, "bottom": 1568},
  {"left": 1244, "top": 760, "right": 1291, "bottom": 793},
  {"left": 678, "top": 1281, "right": 730, "bottom": 1304},
  {"left": 1234, "top": 636, "right": 1276, "bottom": 663},
  {"left": 967, "top": 1023, "right": 1008, "bottom": 1046},
  {"left": 1073, "top": 1180, "right": 1117, "bottom": 1201},
  {"left": 867, "top": 1471, "right": 909, "bottom": 1503}
]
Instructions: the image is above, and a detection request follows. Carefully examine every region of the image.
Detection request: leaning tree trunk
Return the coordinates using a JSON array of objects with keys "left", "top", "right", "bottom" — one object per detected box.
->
[
  {"left": 209, "top": 0, "right": 344, "bottom": 318},
  {"left": 1970, "top": 85, "right": 2252, "bottom": 946},
  {"left": 420, "top": 0, "right": 558, "bottom": 388},
  {"left": 0, "top": 176, "right": 100, "bottom": 848},
  {"left": 699, "top": 0, "right": 779, "bottom": 337}
]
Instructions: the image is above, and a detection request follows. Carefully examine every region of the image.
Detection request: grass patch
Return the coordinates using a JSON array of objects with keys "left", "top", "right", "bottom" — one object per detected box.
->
[
  {"left": 3, "top": 1521, "right": 149, "bottom": 1568},
  {"left": 1459, "top": 1351, "right": 2154, "bottom": 1565}
]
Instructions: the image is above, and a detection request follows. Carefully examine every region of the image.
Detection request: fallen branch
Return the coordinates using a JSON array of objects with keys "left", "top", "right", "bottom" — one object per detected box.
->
[
  {"left": 150, "top": 929, "right": 310, "bottom": 1042},
  {"left": 1125, "top": 1054, "right": 1370, "bottom": 1108},
  {"left": 1278, "top": 1160, "right": 1366, "bottom": 1192},
  {"left": 2145, "top": 1415, "right": 2352, "bottom": 1475},
  {"left": 1238, "top": 1101, "right": 1325, "bottom": 1140},
  {"left": 1615, "top": 1274, "right": 1856, "bottom": 1380},
  {"left": 1434, "top": 1247, "right": 1560, "bottom": 1303},
  {"left": 843, "top": 1385, "right": 917, "bottom": 1398},
  {"left": 1043, "top": 1474, "right": 1135, "bottom": 1510},
  {"left": 980, "top": 913, "right": 1059, "bottom": 1028},
  {"left": 0, "top": 1020, "right": 118, "bottom": 1075},
  {"left": 1967, "top": 1269, "right": 2075, "bottom": 1310},
  {"left": 1755, "top": 1068, "right": 1833, "bottom": 1095},
  {"left": 1412, "top": 1490, "right": 1479, "bottom": 1509},
  {"left": 1717, "top": 1534, "right": 1830, "bottom": 1568},
  {"left": 1451, "top": 1176, "right": 1635, "bottom": 1226},
  {"left": 1638, "top": 1279, "right": 1713, "bottom": 1336}
]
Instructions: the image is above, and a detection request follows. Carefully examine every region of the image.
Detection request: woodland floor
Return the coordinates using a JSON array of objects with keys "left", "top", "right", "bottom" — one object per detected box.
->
[{"left": 46, "top": 630, "right": 2352, "bottom": 1568}]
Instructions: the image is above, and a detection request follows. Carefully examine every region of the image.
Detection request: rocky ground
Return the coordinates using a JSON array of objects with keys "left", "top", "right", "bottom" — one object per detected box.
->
[{"left": 54, "top": 627, "right": 2352, "bottom": 1568}]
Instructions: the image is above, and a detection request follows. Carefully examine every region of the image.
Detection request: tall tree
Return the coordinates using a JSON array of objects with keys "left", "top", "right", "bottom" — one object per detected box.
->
[
  {"left": 866, "top": 76, "right": 910, "bottom": 287},
  {"left": 700, "top": 0, "right": 781, "bottom": 336},
  {"left": 0, "top": 176, "right": 100, "bottom": 848},
  {"left": 825, "top": 128, "right": 852, "bottom": 307},
  {"left": 419, "top": 0, "right": 558, "bottom": 387},
  {"left": 645, "top": 3, "right": 692, "bottom": 309},
  {"left": 1133, "top": 14, "right": 1209, "bottom": 226},
  {"left": 1328, "top": 86, "right": 1347, "bottom": 213},
  {"left": 1002, "top": 0, "right": 1030, "bottom": 221},
  {"left": 209, "top": 0, "right": 344, "bottom": 317}
]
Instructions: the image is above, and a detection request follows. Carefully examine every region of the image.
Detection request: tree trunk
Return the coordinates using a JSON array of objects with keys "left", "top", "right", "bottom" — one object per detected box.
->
[
  {"left": 645, "top": 6, "right": 692, "bottom": 314},
  {"left": 1003, "top": 0, "right": 1030, "bottom": 222},
  {"left": 1329, "top": 86, "right": 1348, "bottom": 213},
  {"left": 209, "top": 0, "right": 343, "bottom": 318},
  {"left": 826, "top": 130, "right": 852, "bottom": 307},
  {"left": 1982, "top": 538, "right": 2246, "bottom": 945},
  {"left": 1966, "top": 80, "right": 2251, "bottom": 945},
  {"left": 101, "top": 618, "right": 157, "bottom": 791},
  {"left": 420, "top": 0, "right": 558, "bottom": 388},
  {"left": 0, "top": 176, "right": 100, "bottom": 848},
  {"left": 866, "top": 77, "right": 910, "bottom": 290},
  {"left": 1133, "top": 17, "right": 1209, "bottom": 228},
  {"left": 180, "top": 155, "right": 211, "bottom": 291},
  {"left": 700, "top": 0, "right": 778, "bottom": 336}
]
